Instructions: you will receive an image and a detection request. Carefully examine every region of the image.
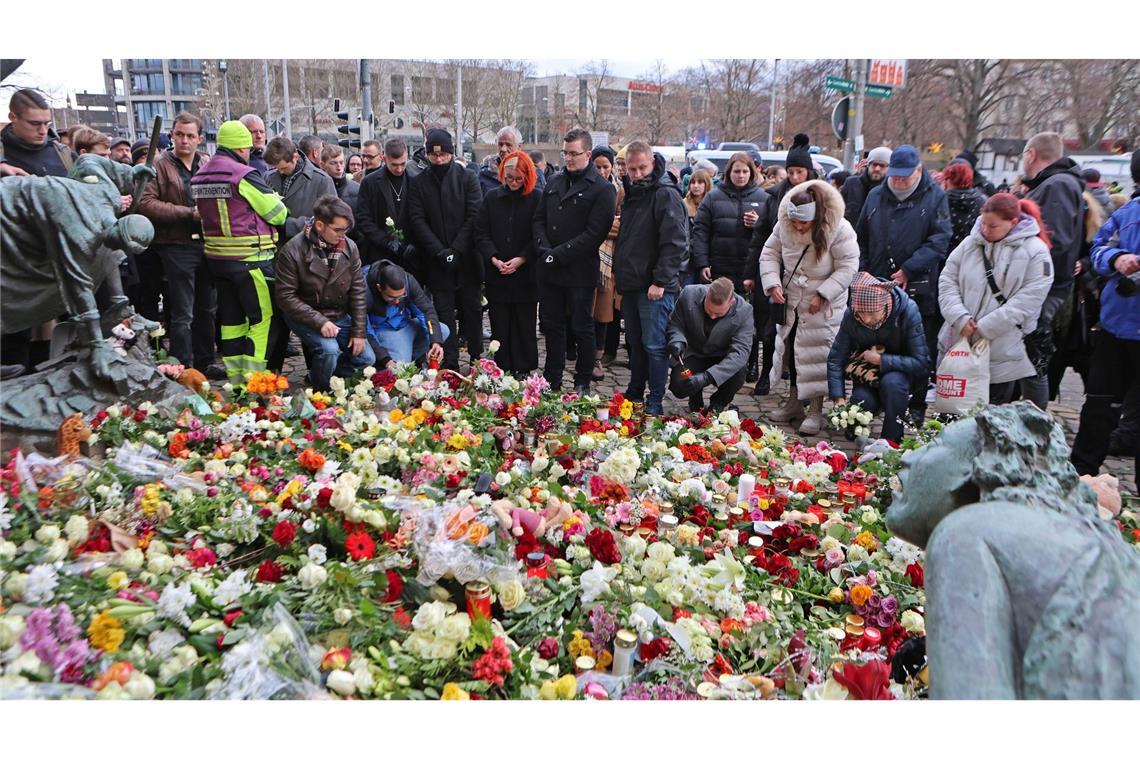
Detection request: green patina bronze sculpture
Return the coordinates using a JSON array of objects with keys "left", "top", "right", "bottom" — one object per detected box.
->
[
  {"left": 1, "top": 154, "right": 190, "bottom": 454},
  {"left": 887, "top": 402, "right": 1140, "bottom": 699}
]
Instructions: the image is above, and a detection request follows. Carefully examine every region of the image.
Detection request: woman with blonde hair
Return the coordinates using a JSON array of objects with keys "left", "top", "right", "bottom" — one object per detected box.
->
[{"left": 759, "top": 179, "right": 859, "bottom": 434}]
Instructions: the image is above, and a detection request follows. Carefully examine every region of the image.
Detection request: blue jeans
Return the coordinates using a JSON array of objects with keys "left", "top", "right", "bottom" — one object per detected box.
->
[
  {"left": 850, "top": 371, "right": 912, "bottom": 443},
  {"left": 369, "top": 319, "right": 450, "bottom": 363},
  {"left": 622, "top": 290, "right": 676, "bottom": 412},
  {"left": 283, "top": 314, "right": 375, "bottom": 392}
]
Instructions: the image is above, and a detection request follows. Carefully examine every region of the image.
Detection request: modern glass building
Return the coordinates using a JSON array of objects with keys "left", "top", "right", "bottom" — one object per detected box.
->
[{"left": 103, "top": 59, "right": 206, "bottom": 140}]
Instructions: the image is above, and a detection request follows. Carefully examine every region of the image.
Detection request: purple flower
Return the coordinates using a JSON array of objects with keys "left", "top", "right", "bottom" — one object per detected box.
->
[
  {"left": 875, "top": 611, "right": 896, "bottom": 629},
  {"left": 880, "top": 596, "right": 899, "bottom": 617},
  {"left": 823, "top": 547, "right": 845, "bottom": 570}
]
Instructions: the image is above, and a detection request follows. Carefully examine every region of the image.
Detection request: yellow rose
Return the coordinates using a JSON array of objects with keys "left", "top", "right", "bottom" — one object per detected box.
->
[
  {"left": 441, "top": 682, "right": 470, "bottom": 700},
  {"left": 849, "top": 584, "right": 873, "bottom": 606},
  {"left": 388, "top": 409, "right": 405, "bottom": 423},
  {"left": 828, "top": 587, "right": 846, "bottom": 604},
  {"left": 555, "top": 674, "right": 578, "bottom": 699},
  {"left": 539, "top": 680, "right": 558, "bottom": 700}
]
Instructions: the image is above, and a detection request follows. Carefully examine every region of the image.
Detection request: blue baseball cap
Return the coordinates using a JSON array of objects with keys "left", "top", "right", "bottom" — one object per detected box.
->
[{"left": 886, "top": 144, "right": 921, "bottom": 177}]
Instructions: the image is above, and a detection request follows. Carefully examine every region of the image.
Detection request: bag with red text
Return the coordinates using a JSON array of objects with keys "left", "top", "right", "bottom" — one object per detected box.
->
[{"left": 934, "top": 336, "right": 990, "bottom": 416}]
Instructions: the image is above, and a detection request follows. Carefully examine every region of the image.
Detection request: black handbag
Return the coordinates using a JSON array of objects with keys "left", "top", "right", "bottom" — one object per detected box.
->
[{"left": 772, "top": 246, "right": 810, "bottom": 326}]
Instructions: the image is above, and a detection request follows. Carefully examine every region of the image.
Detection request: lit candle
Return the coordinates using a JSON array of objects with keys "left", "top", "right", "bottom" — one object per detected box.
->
[{"left": 737, "top": 474, "right": 756, "bottom": 505}]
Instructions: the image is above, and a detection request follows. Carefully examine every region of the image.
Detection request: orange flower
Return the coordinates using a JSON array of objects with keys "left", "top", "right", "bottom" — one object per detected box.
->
[
  {"left": 720, "top": 618, "right": 744, "bottom": 635},
  {"left": 466, "top": 522, "right": 490, "bottom": 545},
  {"left": 93, "top": 661, "right": 134, "bottom": 691},
  {"left": 298, "top": 448, "right": 327, "bottom": 472},
  {"left": 168, "top": 431, "right": 188, "bottom": 458},
  {"left": 850, "top": 584, "right": 873, "bottom": 606}
]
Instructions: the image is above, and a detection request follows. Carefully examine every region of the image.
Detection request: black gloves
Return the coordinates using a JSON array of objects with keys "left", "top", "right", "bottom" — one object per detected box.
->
[
  {"left": 668, "top": 342, "right": 685, "bottom": 368},
  {"left": 675, "top": 371, "right": 710, "bottom": 398},
  {"left": 438, "top": 248, "right": 456, "bottom": 267},
  {"left": 539, "top": 247, "right": 557, "bottom": 266},
  {"left": 386, "top": 238, "right": 403, "bottom": 255}
]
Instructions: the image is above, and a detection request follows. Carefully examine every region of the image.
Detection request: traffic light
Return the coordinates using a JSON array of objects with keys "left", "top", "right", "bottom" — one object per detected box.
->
[
  {"left": 337, "top": 109, "right": 360, "bottom": 149},
  {"left": 388, "top": 99, "right": 395, "bottom": 115}
]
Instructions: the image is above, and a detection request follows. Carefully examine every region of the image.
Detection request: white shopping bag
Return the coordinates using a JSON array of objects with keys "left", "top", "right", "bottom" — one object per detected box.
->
[{"left": 934, "top": 336, "right": 990, "bottom": 415}]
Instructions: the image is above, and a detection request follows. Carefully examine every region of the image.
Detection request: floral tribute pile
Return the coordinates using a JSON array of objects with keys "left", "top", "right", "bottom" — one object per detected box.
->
[{"left": 2, "top": 354, "right": 1136, "bottom": 701}]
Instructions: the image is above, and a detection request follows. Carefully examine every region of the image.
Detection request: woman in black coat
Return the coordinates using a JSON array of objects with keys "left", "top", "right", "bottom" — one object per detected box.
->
[
  {"left": 690, "top": 152, "right": 771, "bottom": 385},
  {"left": 474, "top": 151, "right": 541, "bottom": 376}
]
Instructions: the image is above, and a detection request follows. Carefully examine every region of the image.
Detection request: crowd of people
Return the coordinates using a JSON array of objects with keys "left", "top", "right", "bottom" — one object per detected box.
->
[{"left": 2, "top": 84, "right": 1138, "bottom": 488}]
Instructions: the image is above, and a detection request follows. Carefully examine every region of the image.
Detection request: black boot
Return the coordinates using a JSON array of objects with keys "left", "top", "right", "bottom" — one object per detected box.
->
[
  {"left": 746, "top": 359, "right": 759, "bottom": 384},
  {"left": 751, "top": 375, "right": 770, "bottom": 396}
]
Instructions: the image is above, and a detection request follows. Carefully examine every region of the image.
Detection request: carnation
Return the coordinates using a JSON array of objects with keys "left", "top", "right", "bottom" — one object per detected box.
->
[
  {"left": 24, "top": 564, "right": 59, "bottom": 605},
  {"left": 156, "top": 582, "right": 196, "bottom": 627}
]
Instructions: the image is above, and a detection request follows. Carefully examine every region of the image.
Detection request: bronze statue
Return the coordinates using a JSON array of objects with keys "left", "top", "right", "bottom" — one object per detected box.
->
[{"left": 887, "top": 402, "right": 1140, "bottom": 699}]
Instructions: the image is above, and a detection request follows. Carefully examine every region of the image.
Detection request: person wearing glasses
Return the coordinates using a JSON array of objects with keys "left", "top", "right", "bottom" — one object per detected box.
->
[
  {"left": 1, "top": 88, "right": 75, "bottom": 178},
  {"left": 274, "top": 195, "right": 376, "bottom": 391},
  {"left": 533, "top": 128, "right": 618, "bottom": 395},
  {"left": 360, "top": 140, "right": 385, "bottom": 178}
]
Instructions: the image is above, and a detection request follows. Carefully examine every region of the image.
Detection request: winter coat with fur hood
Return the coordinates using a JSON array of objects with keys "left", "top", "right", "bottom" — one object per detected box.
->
[{"left": 758, "top": 179, "right": 860, "bottom": 400}]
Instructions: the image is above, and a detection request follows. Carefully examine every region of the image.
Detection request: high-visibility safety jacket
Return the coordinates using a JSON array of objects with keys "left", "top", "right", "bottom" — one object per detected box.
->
[{"left": 191, "top": 151, "right": 288, "bottom": 262}]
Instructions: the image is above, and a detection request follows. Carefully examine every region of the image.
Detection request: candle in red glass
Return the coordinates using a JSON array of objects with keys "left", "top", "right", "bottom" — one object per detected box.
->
[{"left": 465, "top": 582, "right": 492, "bottom": 620}]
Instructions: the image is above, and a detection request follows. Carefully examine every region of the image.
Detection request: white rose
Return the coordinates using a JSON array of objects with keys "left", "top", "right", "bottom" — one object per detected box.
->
[
  {"left": 216, "top": 543, "right": 235, "bottom": 559},
  {"left": 0, "top": 615, "right": 26, "bottom": 650},
  {"left": 43, "top": 539, "right": 69, "bottom": 563},
  {"left": 148, "top": 540, "right": 170, "bottom": 556},
  {"left": 487, "top": 339, "right": 501, "bottom": 354},
  {"left": 577, "top": 434, "right": 596, "bottom": 451},
  {"left": 119, "top": 548, "right": 145, "bottom": 572},
  {"left": 425, "top": 638, "right": 458, "bottom": 660},
  {"left": 412, "top": 600, "right": 451, "bottom": 632},
  {"left": 124, "top": 671, "right": 156, "bottom": 700},
  {"left": 333, "top": 608, "right": 354, "bottom": 625},
  {"left": 495, "top": 471, "right": 511, "bottom": 487},
  {"left": 34, "top": 524, "right": 61, "bottom": 544},
  {"left": 353, "top": 667, "right": 374, "bottom": 695},
  {"left": 297, "top": 563, "right": 328, "bottom": 590},
  {"left": 327, "top": 669, "right": 356, "bottom": 696},
  {"left": 307, "top": 544, "right": 328, "bottom": 565},
  {"left": 0, "top": 540, "right": 15, "bottom": 561},
  {"left": 147, "top": 554, "right": 174, "bottom": 575},
  {"left": 363, "top": 510, "right": 387, "bottom": 531},
  {"left": 531, "top": 456, "right": 549, "bottom": 473},
  {"left": 436, "top": 612, "right": 472, "bottom": 643},
  {"left": 548, "top": 462, "right": 566, "bottom": 479},
  {"left": 64, "top": 515, "right": 90, "bottom": 544},
  {"left": 646, "top": 542, "right": 676, "bottom": 563},
  {"left": 302, "top": 519, "right": 317, "bottom": 533},
  {"left": 900, "top": 610, "right": 925, "bottom": 635},
  {"left": 496, "top": 581, "right": 526, "bottom": 612}
]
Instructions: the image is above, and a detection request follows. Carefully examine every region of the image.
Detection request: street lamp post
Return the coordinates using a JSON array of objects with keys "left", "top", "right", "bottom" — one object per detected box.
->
[{"left": 219, "top": 59, "right": 230, "bottom": 120}]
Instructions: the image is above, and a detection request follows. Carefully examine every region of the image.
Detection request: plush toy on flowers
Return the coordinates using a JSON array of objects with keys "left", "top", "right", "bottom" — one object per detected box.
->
[
  {"left": 491, "top": 495, "right": 573, "bottom": 540},
  {"left": 828, "top": 401, "right": 874, "bottom": 441}
]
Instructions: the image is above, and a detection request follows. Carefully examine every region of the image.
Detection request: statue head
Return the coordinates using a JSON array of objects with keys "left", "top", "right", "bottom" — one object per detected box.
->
[
  {"left": 104, "top": 214, "right": 154, "bottom": 254},
  {"left": 886, "top": 402, "right": 1102, "bottom": 547}
]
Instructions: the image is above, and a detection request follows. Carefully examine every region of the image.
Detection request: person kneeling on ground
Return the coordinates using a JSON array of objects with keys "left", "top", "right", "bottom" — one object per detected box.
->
[
  {"left": 365, "top": 259, "right": 448, "bottom": 366},
  {"left": 826, "top": 272, "right": 929, "bottom": 443},
  {"left": 274, "top": 195, "right": 377, "bottom": 391},
  {"left": 666, "top": 277, "right": 755, "bottom": 413}
]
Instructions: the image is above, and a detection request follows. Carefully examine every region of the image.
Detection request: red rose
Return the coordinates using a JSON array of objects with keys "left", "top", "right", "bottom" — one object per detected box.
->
[
  {"left": 272, "top": 521, "right": 296, "bottom": 547},
  {"left": 186, "top": 546, "right": 217, "bottom": 568},
  {"left": 224, "top": 609, "right": 243, "bottom": 627},
  {"left": 787, "top": 534, "right": 819, "bottom": 554},
  {"left": 393, "top": 607, "right": 412, "bottom": 629},
  {"left": 904, "top": 563, "right": 924, "bottom": 588},
  {"left": 537, "top": 637, "right": 560, "bottom": 660},
  {"left": 639, "top": 637, "right": 672, "bottom": 661},
  {"left": 672, "top": 608, "right": 691, "bottom": 621},
  {"left": 827, "top": 451, "right": 848, "bottom": 474},
  {"left": 256, "top": 559, "right": 285, "bottom": 583},
  {"left": 383, "top": 569, "right": 403, "bottom": 603},
  {"left": 345, "top": 531, "right": 376, "bottom": 561},
  {"left": 316, "top": 487, "right": 333, "bottom": 511},
  {"left": 832, "top": 660, "right": 894, "bottom": 700},
  {"left": 585, "top": 528, "right": 622, "bottom": 565}
]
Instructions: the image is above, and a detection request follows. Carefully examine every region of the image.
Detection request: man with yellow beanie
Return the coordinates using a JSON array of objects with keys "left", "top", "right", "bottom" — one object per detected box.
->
[{"left": 191, "top": 120, "right": 288, "bottom": 380}]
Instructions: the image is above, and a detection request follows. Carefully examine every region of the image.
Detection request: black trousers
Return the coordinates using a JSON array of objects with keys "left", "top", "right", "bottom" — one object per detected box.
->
[
  {"left": 458, "top": 285, "right": 483, "bottom": 362},
  {"left": 488, "top": 301, "right": 538, "bottom": 375},
  {"left": 129, "top": 247, "right": 166, "bottom": 323},
  {"left": 431, "top": 287, "right": 463, "bottom": 370},
  {"left": 670, "top": 354, "right": 746, "bottom": 411},
  {"left": 540, "top": 282, "right": 595, "bottom": 389},
  {"left": 156, "top": 243, "right": 216, "bottom": 369},
  {"left": 1071, "top": 330, "right": 1140, "bottom": 490}
]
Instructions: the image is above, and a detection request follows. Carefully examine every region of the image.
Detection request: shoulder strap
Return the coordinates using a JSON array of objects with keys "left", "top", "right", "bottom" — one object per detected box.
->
[
  {"left": 54, "top": 141, "right": 74, "bottom": 172},
  {"left": 980, "top": 244, "right": 1007, "bottom": 305},
  {"left": 782, "top": 245, "right": 811, "bottom": 289}
]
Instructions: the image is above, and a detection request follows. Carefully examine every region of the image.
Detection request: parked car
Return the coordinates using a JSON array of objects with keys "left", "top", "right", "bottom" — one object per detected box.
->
[
  {"left": 686, "top": 149, "right": 843, "bottom": 177},
  {"left": 717, "top": 141, "right": 762, "bottom": 152}
]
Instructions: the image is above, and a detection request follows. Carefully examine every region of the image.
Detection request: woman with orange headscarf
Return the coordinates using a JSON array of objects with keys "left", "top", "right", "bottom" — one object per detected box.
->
[{"left": 474, "top": 150, "right": 541, "bottom": 376}]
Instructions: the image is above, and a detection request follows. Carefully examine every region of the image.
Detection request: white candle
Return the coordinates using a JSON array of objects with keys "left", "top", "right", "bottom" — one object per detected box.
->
[{"left": 737, "top": 474, "right": 756, "bottom": 505}]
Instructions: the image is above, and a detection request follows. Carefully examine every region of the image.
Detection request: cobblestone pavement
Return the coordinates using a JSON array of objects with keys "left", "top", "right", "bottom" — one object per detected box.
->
[{"left": 279, "top": 318, "right": 1137, "bottom": 494}]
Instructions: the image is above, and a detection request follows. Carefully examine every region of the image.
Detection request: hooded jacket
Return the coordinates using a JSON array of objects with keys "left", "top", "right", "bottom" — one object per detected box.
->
[
  {"left": 612, "top": 152, "right": 689, "bottom": 294},
  {"left": 405, "top": 160, "right": 483, "bottom": 291},
  {"left": 937, "top": 214, "right": 1055, "bottom": 383},
  {"left": 690, "top": 178, "right": 770, "bottom": 291},
  {"left": 1090, "top": 198, "right": 1140, "bottom": 341},
  {"left": 856, "top": 169, "right": 952, "bottom": 315},
  {"left": 827, "top": 285, "right": 929, "bottom": 399},
  {"left": 364, "top": 258, "right": 443, "bottom": 344},
  {"left": 759, "top": 179, "right": 860, "bottom": 399},
  {"left": 266, "top": 156, "right": 338, "bottom": 239},
  {"left": 533, "top": 162, "right": 617, "bottom": 288},
  {"left": 1024, "top": 157, "right": 1085, "bottom": 309},
  {"left": 666, "top": 284, "right": 755, "bottom": 387}
]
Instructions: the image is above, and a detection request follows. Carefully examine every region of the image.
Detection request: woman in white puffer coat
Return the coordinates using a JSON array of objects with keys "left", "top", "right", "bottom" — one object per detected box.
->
[
  {"left": 937, "top": 192, "right": 1055, "bottom": 405},
  {"left": 758, "top": 179, "right": 859, "bottom": 435}
]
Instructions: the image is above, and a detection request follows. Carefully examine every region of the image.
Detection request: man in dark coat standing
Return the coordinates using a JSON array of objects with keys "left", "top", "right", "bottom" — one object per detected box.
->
[
  {"left": 354, "top": 138, "right": 418, "bottom": 267},
  {"left": 841, "top": 146, "right": 891, "bottom": 225},
  {"left": 533, "top": 128, "right": 617, "bottom": 394},
  {"left": 667, "top": 278, "right": 754, "bottom": 413},
  {"left": 613, "top": 141, "right": 688, "bottom": 416},
  {"left": 856, "top": 144, "right": 951, "bottom": 422},
  {"left": 406, "top": 128, "right": 483, "bottom": 370},
  {"left": 1019, "top": 131, "right": 1086, "bottom": 408}
]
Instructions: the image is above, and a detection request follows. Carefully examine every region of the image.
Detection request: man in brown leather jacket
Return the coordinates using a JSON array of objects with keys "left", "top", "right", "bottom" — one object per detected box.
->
[
  {"left": 274, "top": 195, "right": 378, "bottom": 390},
  {"left": 137, "top": 111, "right": 222, "bottom": 377}
]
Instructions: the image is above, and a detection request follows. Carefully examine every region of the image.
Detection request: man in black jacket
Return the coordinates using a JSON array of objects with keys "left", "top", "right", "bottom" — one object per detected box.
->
[
  {"left": 406, "top": 129, "right": 483, "bottom": 370},
  {"left": 1019, "top": 131, "right": 1085, "bottom": 408},
  {"left": 614, "top": 141, "right": 688, "bottom": 415},
  {"left": 667, "top": 279, "right": 754, "bottom": 413},
  {"left": 354, "top": 138, "right": 417, "bottom": 267},
  {"left": 534, "top": 128, "right": 617, "bottom": 394},
  {"left": 0, "top": 88, "right": 75, "bottom": 178},
  {"left": 841, "top": 146, "right": 891, "bottom": 225}
]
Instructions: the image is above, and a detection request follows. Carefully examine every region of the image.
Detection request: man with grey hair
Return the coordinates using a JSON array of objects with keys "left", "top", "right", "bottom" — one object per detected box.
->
[
  {"left": 298, "top": 135, "right": 323, "bottom": 166},
  {"left": 477, "top": 125, "right": 546, "bottom": 194},
  {"left": 1018, "top": 130, "right": 1084, "bottom": 408},
  {"left": 239, "top": 114, "right": 268, "bottom": 177}
]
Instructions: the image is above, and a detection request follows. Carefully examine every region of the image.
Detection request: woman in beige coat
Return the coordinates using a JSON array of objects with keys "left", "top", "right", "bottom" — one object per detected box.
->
[{"left": 758, "top": 179, "right": 860, "bottom": 434}]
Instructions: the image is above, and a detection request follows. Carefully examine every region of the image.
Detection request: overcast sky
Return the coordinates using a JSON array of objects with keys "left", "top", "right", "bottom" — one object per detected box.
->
[{"left": 0, "top": 58, "right": 708, "bottom": 114}]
